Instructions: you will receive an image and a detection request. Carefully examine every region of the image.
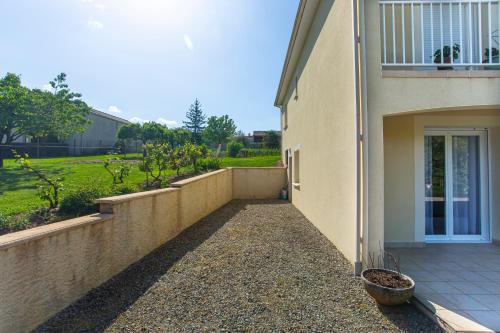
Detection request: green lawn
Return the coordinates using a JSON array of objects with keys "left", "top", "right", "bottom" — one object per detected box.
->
[{"left": 0, "top": 154, "right": 281, "bottom": 217}]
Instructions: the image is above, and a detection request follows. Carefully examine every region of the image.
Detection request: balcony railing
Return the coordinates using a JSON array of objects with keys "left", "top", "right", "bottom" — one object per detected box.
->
[{"left": 380, "top": 0, "right": 500, "bottom": 69}]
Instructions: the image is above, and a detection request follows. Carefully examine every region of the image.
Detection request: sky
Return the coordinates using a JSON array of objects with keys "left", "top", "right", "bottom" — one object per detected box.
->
[{"left": 0, "top": 0, "right": 299, "bottom": 134}]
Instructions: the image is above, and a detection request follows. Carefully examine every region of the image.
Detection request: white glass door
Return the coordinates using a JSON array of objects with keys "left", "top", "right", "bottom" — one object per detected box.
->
[{"left": 425, "top": 130, "right": 489, "bottom": 242}]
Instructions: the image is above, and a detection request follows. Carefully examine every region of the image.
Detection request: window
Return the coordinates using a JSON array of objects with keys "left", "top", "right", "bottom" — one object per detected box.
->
[{"left": 293, "top": 149, "right": 300, "bottom": 186}]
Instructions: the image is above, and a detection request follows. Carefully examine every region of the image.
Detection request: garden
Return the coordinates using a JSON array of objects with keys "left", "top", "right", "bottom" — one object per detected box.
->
[{"left": 0, "top": 73, "right": 282, "bottom": 234}]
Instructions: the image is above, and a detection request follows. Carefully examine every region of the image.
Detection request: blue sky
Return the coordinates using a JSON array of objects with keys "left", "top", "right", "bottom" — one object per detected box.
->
[{"left": 0, "top": 0, "right": 298, "bottom": 134}]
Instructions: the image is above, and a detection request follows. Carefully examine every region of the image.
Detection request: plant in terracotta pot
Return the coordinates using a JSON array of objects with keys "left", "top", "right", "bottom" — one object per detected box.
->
[
  {"left": 361, "top": 250, "right": 415, "bottom": 306},
  {"left": 433, "top": 43, "right": 460, "bottom": 70}
]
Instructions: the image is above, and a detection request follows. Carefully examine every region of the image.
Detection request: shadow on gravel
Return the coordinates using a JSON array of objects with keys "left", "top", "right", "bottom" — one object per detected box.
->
[
  {"left": 33, "top": 200, "right": 256, "bottom": 333},
  {"left": 377, "top": 303, "right": 443, "bottom": 333}
]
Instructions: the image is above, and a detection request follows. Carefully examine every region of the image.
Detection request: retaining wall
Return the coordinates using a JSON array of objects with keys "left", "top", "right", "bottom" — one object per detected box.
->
[{"left": 0, "top": 167, "right": 286, "bottom": 332}]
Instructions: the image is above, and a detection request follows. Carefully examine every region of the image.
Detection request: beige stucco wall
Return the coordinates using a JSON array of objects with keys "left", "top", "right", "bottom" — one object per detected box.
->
[
  {"left": 0, "top": 168, "right": 285, "bottom": 332},
  {"left": 383, "top": 116, "right": 416, "bottom": 244},
  {"left": 363, "top": 1, "right": 500, "bottom": 255},
  {"left": 172, "top": 169, "right": 233, "bottom": 228},
  {"left": 383, "top": 110, "right": 500, "bottom": 246},
  {"left": 281, "top": 0, "right": 358, "bottom": 264},
  {"left": 232, "top": 167, "right": 286, "bottom": 199},
  {"left": 0, "top": 188, "right": 180, "bottom": 333}
]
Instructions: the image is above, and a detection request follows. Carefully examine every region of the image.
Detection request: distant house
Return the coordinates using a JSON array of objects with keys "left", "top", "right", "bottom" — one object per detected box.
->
[
  {"left": 240, "top": 131, "right": 281, "bottom": 147},
  {"left": 65, "top": 109, "right": 131, "bottom": 156},
  {"left": 11, "top": 109, "right": 131, "bottom": 157}
]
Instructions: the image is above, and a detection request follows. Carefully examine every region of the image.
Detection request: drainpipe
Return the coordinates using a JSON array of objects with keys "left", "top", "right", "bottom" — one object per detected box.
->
[{"left": 352, "top": 0, "right": 366, "bottom": 276}]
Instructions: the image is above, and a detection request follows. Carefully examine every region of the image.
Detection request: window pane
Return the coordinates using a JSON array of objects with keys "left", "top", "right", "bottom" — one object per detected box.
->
[
  {"left": 452, "top": 136, "right": 481, "bottom": 235},
  {"left": 425, "top": 136, "right": 446, "bottom": 235}
]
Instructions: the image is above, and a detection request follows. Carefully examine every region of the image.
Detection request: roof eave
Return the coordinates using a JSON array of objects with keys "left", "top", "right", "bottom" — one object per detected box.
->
[{"left": 274, "top": 0, "right": 320, "bottom": 107}]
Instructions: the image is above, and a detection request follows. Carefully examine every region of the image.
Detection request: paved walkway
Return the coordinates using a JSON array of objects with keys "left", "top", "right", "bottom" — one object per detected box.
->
[
  {"left": 36, "top": 200, "right": 440, "bottom": 332},
  {"left": 392, "top": 245, "right": 500, "bottom": 332}
]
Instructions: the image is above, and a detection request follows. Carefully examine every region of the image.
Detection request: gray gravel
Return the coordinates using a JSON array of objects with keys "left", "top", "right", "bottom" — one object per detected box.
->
[{"left": 35, "top": 200, "right": 442, "bottom": 333}]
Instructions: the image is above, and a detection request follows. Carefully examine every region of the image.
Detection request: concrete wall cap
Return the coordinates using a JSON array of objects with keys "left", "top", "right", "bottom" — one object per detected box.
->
[
  {"left": 231, "top": 167, "right": 286, "bottom": 170},
  {"left": 0, "top": 214, "right": 113, "bottom": 251},
  {"left": 170, "top": 169, "right": 230, "bottom": 187},
  {"left": 96, "top": 188, "right": 180, "bottom": 204}
]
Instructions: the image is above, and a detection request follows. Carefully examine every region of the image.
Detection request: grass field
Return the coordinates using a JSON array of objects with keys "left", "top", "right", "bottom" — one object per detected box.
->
[{"left": 0, "top": 154, "right": 281, "bottom": 217}]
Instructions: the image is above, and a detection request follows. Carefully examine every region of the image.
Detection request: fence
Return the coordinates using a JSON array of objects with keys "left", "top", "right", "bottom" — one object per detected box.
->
[{"left": 380, "top": 0, "right": 500, "bottom": 68}]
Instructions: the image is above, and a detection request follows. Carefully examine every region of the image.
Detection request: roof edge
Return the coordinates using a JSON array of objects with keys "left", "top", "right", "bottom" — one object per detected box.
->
[{"left": 274, "top": 0, "right": 320, "bottom": 107}]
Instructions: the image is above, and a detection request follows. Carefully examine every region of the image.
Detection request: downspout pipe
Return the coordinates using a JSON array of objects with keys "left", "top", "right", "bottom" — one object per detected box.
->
[{"left": 352, "top": 0, "right": 364, "bottom": 276}]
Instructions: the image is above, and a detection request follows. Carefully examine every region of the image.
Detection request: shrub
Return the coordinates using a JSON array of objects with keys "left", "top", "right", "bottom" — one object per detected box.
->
[
  {"left": 103, "top": 153, "right": 131, "bottom": 185},
  {"left": 0, "top": 212, "right": 31, "bottom": 233},
  {"left": 59, "top": 183, "right": 111, "bottom": 217},
  {"left": 199, "top": 158, "right": 222, "bottom": 171},
  {"left": 226, "top": 140, "right": 244, "bottom": 158},
  {"left": 239, "top": 148, "right": 280, "bottom": 158},
  {"left": 183, "top": 143, "right": 203, "bottom": 172},
  {"left": 13, "top": 150, "right": 63, "bottom": 209},
  {"left": 113, "top": 183, "right": 137, "bottom": 195}
]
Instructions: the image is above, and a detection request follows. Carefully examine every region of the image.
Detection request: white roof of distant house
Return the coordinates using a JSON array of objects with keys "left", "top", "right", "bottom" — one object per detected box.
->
[{"left": 90, "top": 109, "right": 130, "bottom": 125}]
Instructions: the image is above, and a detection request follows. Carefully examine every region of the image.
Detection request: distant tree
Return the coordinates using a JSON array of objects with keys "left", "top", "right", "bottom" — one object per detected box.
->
[
  {"left": 203, "top": 115, "right": 236, "bottom": 156},
  {"left": 263, "top": 130, "right": 280, "bottom": 149},
  {"left": 117, "top": 123, "right": 141, "bottom": 157},
  {"left": 43, "top": 73, "right": 91, "bottom": 139},
  {"left": 0, "top": 73, "right": 30, "bottom": 167},
  {"left": 234, "top": 130, "right": 248, "bottom": 147},
  {"left": 183, "top": 99, "right": 206, "bottom": 144},
  {"left": 0, "top": 72, "right": 91, "bottom": 168},
  {"left": 203, "top": 115, "right": 236, "bottom": 145},
  {"left": 142, "top": 122, "right": 167, "bottom": 144},
  {"left": 170, "top": 128, "right": 192, "bottom": 147}
]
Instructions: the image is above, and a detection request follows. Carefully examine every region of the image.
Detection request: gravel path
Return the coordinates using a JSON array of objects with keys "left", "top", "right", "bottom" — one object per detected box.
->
[{"left": 35, "top": 200, "right": 442, "bottom": 333}]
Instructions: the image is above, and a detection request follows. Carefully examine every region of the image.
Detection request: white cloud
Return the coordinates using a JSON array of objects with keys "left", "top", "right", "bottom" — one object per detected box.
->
[
  {"left": 157, "top": 118, "right": 178, "bottom": 127},
  {"left": 108, "top": 105, "right": 122, "bottom": 114},
  {"left": 87, "top": 18, "right": 104, "bottom": 30},
  {"left": 42, "top": 83, "right": 52, "bottom": 92},
  {"left": 129, "top": 117, "right": 148, "bottom": 124},
  {"left": 81, "top": 0, "right": 105, "bottom": 9},
  {"left": 183, "top": 34, "right": 194, "bottom": 51}
]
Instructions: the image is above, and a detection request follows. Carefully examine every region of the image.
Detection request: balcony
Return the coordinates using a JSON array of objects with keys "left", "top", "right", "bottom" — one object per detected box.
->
[{"left": 379, "top": 0, "right": 500, "bottom": 72}]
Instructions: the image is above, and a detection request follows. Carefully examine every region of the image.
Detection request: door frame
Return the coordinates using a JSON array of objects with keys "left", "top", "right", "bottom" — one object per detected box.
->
[{"left": 423, "top": 128, "right": 490, "bottom": 243}]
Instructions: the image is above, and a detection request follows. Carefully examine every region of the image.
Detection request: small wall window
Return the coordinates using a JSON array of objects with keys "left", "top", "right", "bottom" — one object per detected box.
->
[{"left": 293, "top": 149, "right": 300, "bottom": 185}]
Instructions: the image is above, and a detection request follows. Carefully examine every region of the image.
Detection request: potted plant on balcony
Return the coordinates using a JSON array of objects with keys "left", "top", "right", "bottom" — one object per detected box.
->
[
  {"left": 483, "top": 47, "right": 499, "bottom": 65},
  {"left": 433, "top": 43, "right": 460, "bottom": 70},
  {"left": 361, "top": 250, "right": 415, "bottom": 306}
]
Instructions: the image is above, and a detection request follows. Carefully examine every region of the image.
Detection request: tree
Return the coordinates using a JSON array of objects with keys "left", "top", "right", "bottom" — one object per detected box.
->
[
  {"left": 203, "top": 115, "right": 237, "bottom": 151},
  {"left": 183, "top": 143, "right": 203, "bottom": 172},
  {"left": 13, "top": 150, "right": 63, "bottom": 209},
  {"left": 263, "top": 130, "right": 281, "bottom": 149},
  {"left": 117, "top": 123, "right": 141, "bottom": 157},
  {"left": 0, "top": 73, "right": 31, "bottom": 167},
  {"left": 0, "top": 72, "right": 91, "bottom": 167},
  {"left": 183, "top": 99, "right": 206, "bottom": 144},
  {"left": 43, "top": 73, "right": 91, "bottom": 140},
  {"left": 142, "top": 122, "right": 168, "bottom": 144},
  {"left": 170, "top": 128, "right": 192, "bottom": 147}
]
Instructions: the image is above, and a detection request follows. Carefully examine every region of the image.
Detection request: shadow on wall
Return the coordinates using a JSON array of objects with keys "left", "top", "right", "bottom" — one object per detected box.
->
[{"left": 33, "top": 201, "right": 250, "bottom": 332}]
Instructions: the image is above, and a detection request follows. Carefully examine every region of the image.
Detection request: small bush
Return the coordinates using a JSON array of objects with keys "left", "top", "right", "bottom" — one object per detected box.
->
[
  {"left": 0, "top": 213, "right": 31, "bottom": 233},
  {"left": 113, "top": 183, "right": 137, "bottom": 195},
  {"left": 59, "top": 184, "right": 111, "bottom": 217},
  {"left": 239, "top": 148, "right": 280, "bottom": 158},
  {"left": 199, "top": 158, "right": 222, "bottom": 171},
  {"left": 226, "top": 140, "right": 244, "bottom": 158}
]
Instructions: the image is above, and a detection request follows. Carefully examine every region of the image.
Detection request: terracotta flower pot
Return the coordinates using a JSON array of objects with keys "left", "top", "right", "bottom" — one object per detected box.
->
[{"left": 361, "top": 269, "right": 415, "bottom": 306}]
